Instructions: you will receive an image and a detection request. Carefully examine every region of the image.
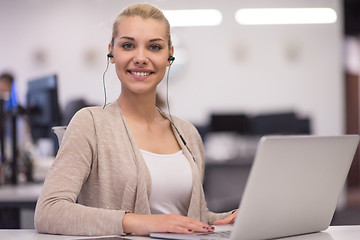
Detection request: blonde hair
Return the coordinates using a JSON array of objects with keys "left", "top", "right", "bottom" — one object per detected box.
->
[{"left": 111, "top": 4, "right": 172, "bottom": 50}]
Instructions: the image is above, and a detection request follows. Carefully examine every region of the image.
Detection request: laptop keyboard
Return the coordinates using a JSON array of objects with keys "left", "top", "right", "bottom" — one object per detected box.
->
[{"left": 196, "top": 230, "right": 231, "bottom": 238}]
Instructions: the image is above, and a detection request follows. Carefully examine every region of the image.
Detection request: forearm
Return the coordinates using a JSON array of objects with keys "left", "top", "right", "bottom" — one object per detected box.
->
[
  {"left": 122, "top": 213, "right": 214, "bottom": 236},
  {"left": 35, "top": 198, "right": 126, "bottom": 236}
]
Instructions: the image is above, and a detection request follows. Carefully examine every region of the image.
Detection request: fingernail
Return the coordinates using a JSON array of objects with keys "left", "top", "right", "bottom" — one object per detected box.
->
[
  {"left": 210, "top": 226, "right": 215, "bottom": 230},
  {"left": 188, "top": 229, "right": 193, "bottom": 232},
  {"left": 203, "top": 227, "right": 209, "bottom": 230}
]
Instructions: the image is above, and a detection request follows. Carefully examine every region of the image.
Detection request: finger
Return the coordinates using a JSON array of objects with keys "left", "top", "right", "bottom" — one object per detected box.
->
[
  {"left": 212, "top": 213, "right": 236, "bottom": 225},
  {"left": 163, "top": 214, "right": 212, "bottom": 233},
  {"left": 213, "top": 218, "right": 227, "bottom": 225},
  {"left": 190, "top": 225, "right": 214, "bottom": 233},
  {"left": 168, "top": 225, "right": 199, "bottom": 234},
  {"left": 181, "top": 218, "right": 212, "bottom": 233},
  {"left": 227, "top": 211, "right": 238, "bottom": 224}
]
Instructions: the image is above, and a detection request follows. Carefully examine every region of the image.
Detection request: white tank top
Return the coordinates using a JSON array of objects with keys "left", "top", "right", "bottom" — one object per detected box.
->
[{"left": 141, "top": 149, "right": 193, "bottom": 216}]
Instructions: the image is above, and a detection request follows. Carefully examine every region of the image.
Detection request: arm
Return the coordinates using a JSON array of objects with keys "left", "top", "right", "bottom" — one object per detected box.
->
[
  {"left": 35, "top": 108, "right": 215, "bottom": 236},
  {"left": 34, "top": 108, "right": 126, "bottom": 236}
]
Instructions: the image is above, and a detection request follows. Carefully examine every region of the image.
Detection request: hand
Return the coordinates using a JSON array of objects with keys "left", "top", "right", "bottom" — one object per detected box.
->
[
  {"left": 122, "top": 213, "right": 215, "bottom": 235},
  {"left": 212, "top": 210, "right": 238, "bottom": 225}
]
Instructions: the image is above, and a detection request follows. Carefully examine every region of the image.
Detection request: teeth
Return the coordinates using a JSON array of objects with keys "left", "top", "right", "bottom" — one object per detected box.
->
[{"left": 131, "top": 71, "right": 150, "bottom": 76}]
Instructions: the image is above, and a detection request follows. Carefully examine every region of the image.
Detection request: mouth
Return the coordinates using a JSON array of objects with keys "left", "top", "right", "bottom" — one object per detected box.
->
[{"left": 127, "top": 70, "right": 153, "bottom": 77}]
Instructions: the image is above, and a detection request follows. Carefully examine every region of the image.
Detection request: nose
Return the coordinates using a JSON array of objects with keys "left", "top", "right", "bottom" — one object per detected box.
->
[
  {"left": 134, "top": 58, "right": 148, "bottom": 65},
  {"left": 133, "top": 49, "right": 148, "bottom": 65}
]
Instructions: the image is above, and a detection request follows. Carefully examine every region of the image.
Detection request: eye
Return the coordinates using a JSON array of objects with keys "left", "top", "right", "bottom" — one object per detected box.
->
[
  {"left": 122, "top": 43, "right": 134, "bottom": 50},
  {"left": 149, "top": 44, "right": 163, "bottom": 51}
]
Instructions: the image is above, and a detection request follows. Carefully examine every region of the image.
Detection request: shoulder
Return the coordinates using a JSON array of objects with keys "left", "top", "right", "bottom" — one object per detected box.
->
[
  {"left": 169, "top": 115, "right": 203, "bottom": 145},
  {"left": 172, "top": 116, "right": 196, "bottom": 130},
  {"left": 165, "top": 115, "right": 199, "bottom": 137},
  {"left": 62, "top": 102, "right": 125, "bottom": 147},
  {"left": 71, "top": 102, "right": 121, "bottom": 123},
  {"left": 158, "top": 108, "right": 198, "bottom": 134},
  {"left": 65, "top": 102, "right": 123, "bottom": 139}
]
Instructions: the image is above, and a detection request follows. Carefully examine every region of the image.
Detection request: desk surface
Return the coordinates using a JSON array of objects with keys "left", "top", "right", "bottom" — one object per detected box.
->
[{"left": 0, "top": 226, "right": 359, "bottom": 240}]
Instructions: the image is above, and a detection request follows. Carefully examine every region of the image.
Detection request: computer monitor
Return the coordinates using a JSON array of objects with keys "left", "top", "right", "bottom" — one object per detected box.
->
[
  {"left": 210, "top": 113, "right": 250, "bottom": 134},
  {"left": 26, "top": 74, "right": 62, "bottom": 143}
]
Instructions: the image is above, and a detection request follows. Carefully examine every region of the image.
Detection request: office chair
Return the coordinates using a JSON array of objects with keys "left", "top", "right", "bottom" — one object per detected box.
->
[{"left": 52, "top": 126, "right": 67, "bottom": 145}]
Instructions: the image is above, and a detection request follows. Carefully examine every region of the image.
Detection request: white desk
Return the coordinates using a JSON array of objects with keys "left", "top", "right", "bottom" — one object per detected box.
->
[{"left": 0, "top": 226, "right": 359, "bottom": 240}]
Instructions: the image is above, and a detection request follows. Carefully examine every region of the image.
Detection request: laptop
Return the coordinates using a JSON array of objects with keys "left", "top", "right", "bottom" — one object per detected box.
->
[{"left": 150, "top": 135, "right": 360, "bottom": 240}]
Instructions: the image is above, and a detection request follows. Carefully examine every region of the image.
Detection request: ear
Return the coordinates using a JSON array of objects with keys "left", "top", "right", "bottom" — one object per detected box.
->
[
  {"left": 167, "top": 45, "right": 174, "bottom": 66},
  {"left": 108, "top": 43, "right": 115, "bottom": 64}
]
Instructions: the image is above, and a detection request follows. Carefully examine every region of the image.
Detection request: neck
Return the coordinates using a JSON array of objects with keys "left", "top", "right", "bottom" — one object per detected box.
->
[{"left": 117, "top": 91, "right": 161, "bottom": 123}]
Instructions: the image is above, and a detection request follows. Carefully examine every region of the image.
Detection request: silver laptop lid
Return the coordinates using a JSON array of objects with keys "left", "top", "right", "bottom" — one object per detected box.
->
[{"left": 232, "top": 135, "right": 359, "bottom": 240}]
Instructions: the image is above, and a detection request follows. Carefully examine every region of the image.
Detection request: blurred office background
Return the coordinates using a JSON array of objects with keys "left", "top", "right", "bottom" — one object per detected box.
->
[{"left": 1, "top": 0, "right": 360, "bottom": 228}]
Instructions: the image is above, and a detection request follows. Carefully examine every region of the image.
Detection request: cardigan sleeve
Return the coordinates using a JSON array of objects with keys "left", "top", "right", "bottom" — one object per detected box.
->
[{"left": 34, "top": 108, "right": 127, "bottom": 236}]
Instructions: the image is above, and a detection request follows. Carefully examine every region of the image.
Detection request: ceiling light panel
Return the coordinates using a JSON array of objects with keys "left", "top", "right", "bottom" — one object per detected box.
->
[
  {"left": 163, "top": 9, "right": 223, "bottom": 27},
  {"left": 235, "top": 8, "right": 337, "bottom": 25}
]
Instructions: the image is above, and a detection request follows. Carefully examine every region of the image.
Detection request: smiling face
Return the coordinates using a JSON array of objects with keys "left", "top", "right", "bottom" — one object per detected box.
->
[{"left": 110, "top": 16, "right": 173, "bottom": 97}]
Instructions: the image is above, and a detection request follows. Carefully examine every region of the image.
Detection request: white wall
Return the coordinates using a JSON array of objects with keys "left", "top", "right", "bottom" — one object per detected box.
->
[{"left": 0, "top": 0, "right": 344, "bottom": 135}]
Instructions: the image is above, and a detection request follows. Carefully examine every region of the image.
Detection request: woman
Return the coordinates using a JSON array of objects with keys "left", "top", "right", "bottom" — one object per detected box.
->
[{"left": 34, "top": 3, "right": 236, "bottom": 236}]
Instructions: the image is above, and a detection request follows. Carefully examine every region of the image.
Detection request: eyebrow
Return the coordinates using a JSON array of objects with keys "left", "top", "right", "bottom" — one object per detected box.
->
[
  {"left": 119, "top": 36, "right": 165, "bottom": 42},
  {"left": 149, "top": 38, "right": 165, "bottom": 43},
  {"left": 119, "top": 36, "right": 135, "bottom": 41}
]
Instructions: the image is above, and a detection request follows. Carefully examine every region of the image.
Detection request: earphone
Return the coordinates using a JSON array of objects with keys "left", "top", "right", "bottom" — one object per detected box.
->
[
  {"left": 102, "top": 53, "right": 195, "bottom": 161},
  {"left": 168, "top": 56, "right": 175, "bottom": 64},
  {"left": 102, "top": 54, "right": 112, "bottom": 108}
]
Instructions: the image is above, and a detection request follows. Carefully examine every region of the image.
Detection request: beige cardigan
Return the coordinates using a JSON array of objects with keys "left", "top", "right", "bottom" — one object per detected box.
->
[{"left": 34, "top": 102, "right": 231, "bottom": 236}]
